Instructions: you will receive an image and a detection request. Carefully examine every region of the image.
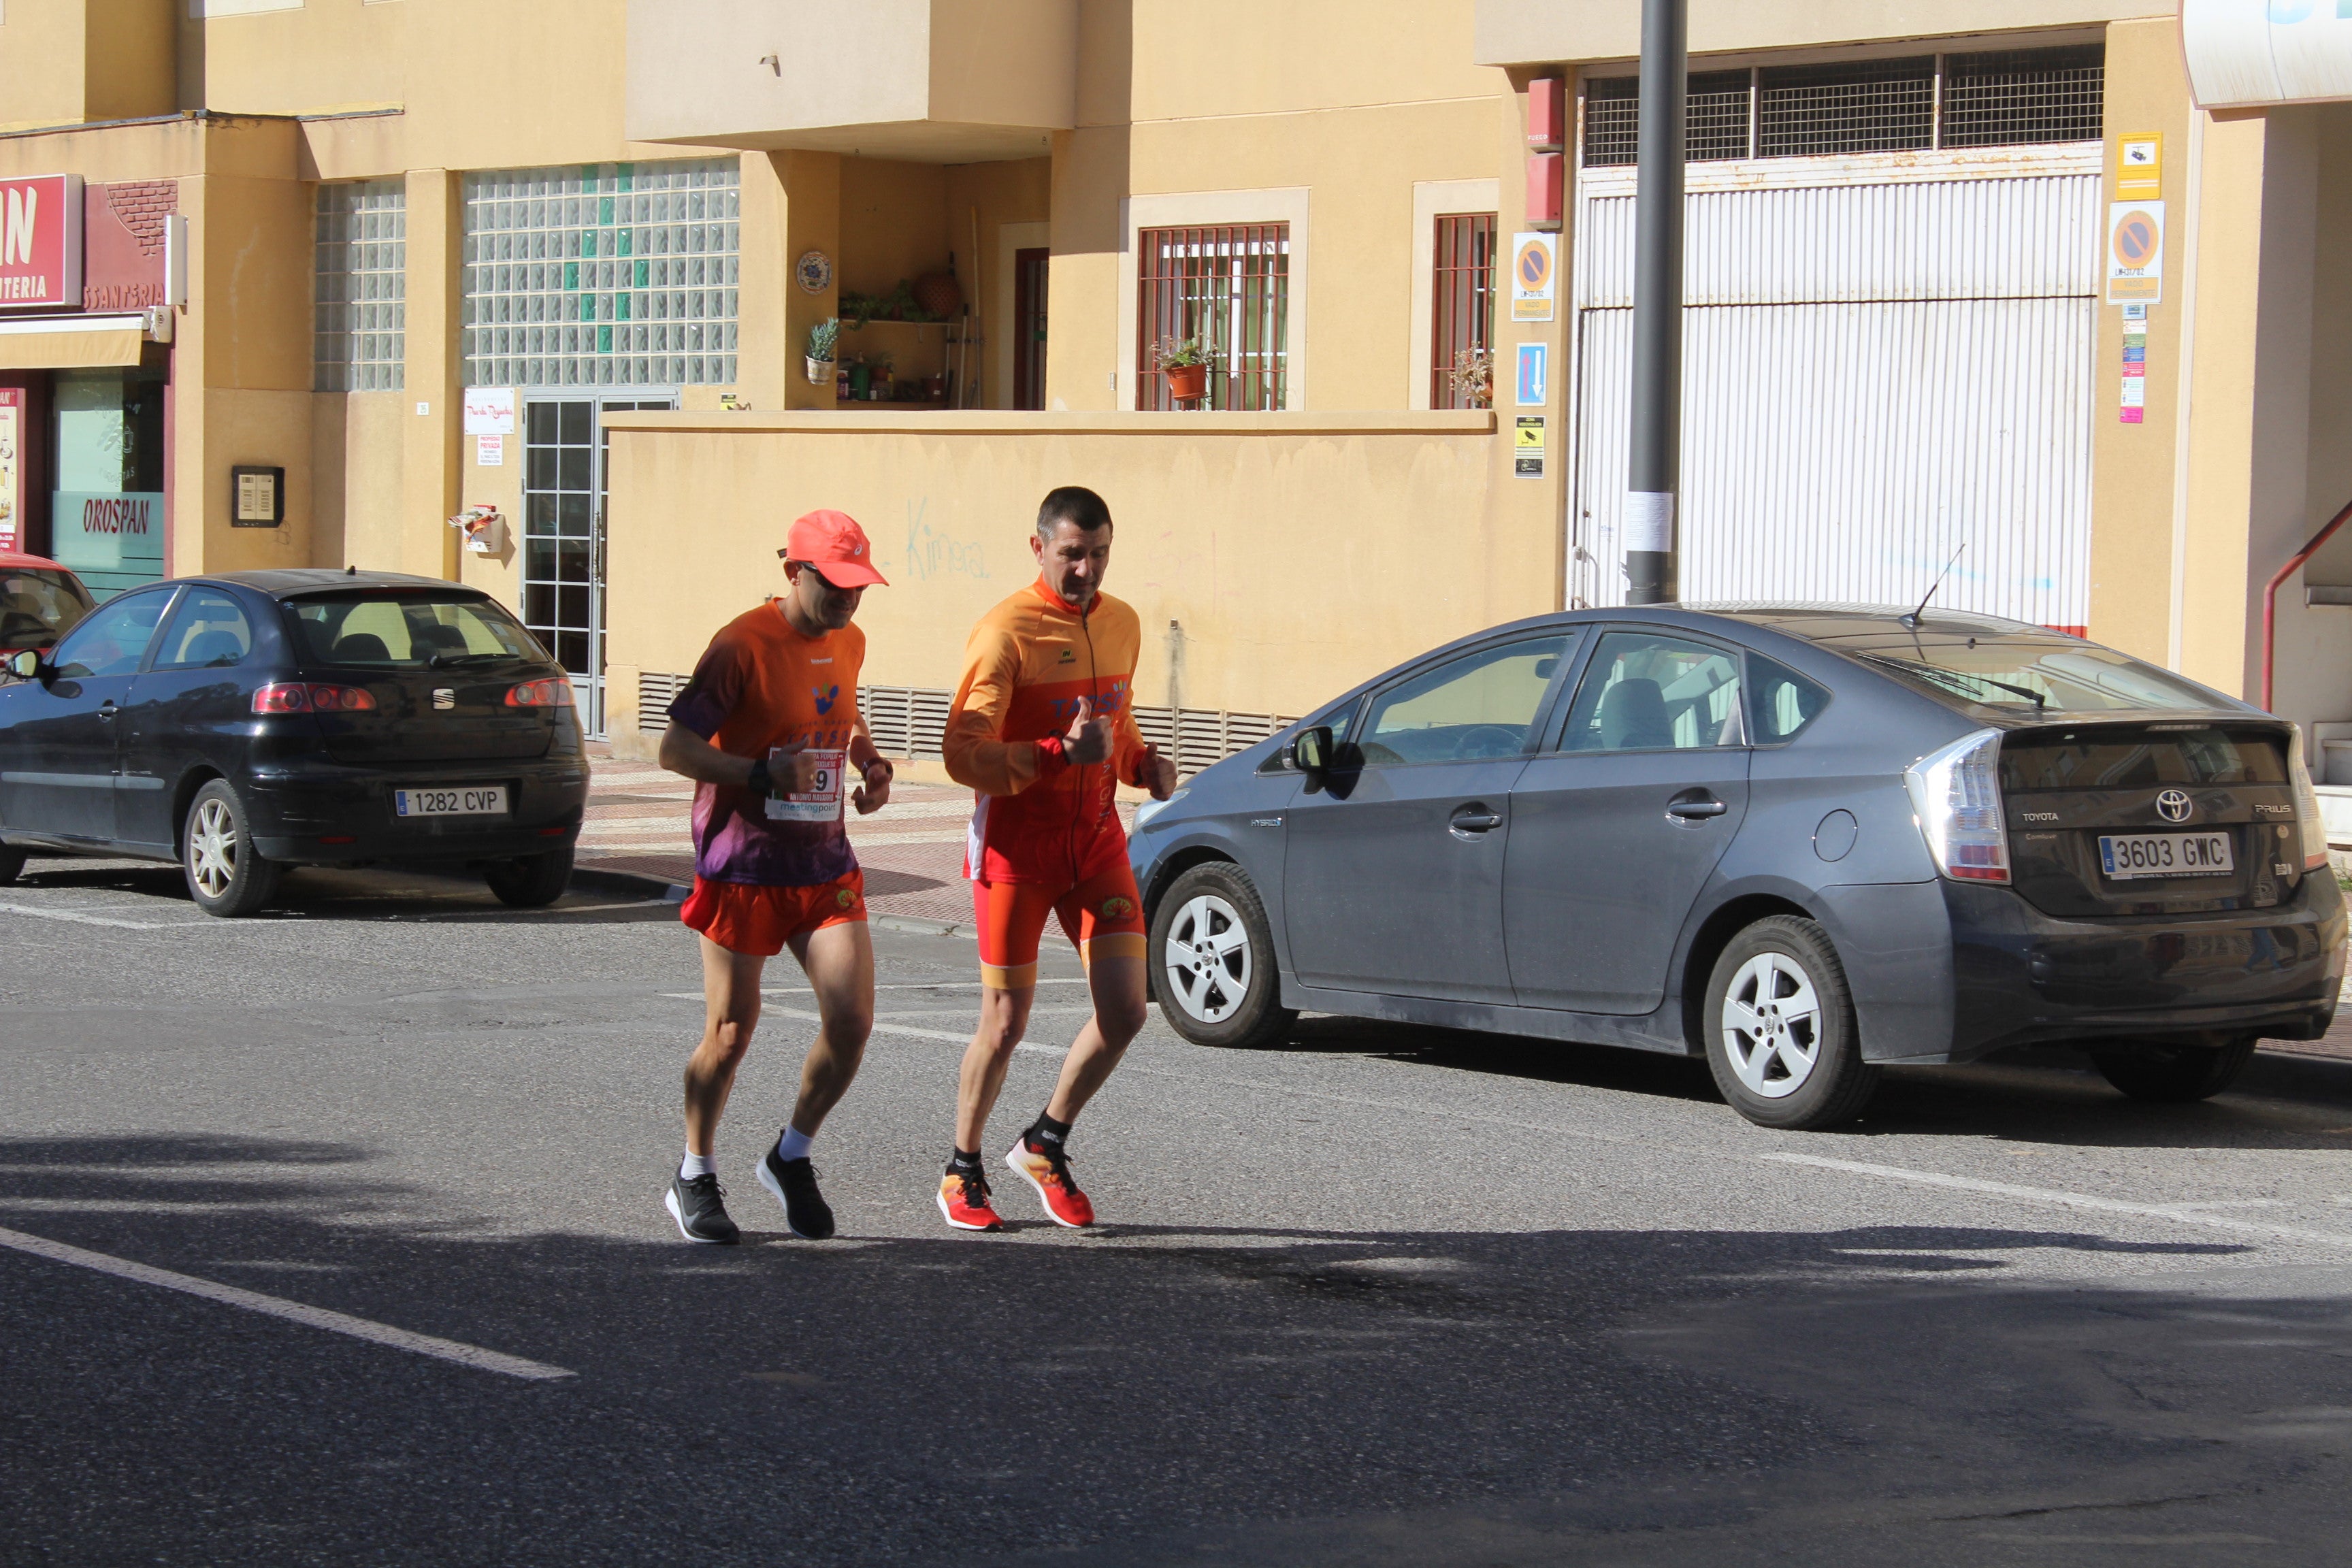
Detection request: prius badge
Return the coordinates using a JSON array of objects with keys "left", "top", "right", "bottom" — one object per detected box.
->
[
  {"left": 434, "top": 688, "right": 455, "bottom": 710},
  {"left": 2155, "top": 788, "right": 2193, "bottom": 823}
]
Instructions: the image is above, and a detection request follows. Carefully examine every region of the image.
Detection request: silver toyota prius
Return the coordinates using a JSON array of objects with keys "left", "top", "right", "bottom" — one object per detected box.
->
[{"left": 1126, "top": 604, "right": 2347, "bottom": 1130}]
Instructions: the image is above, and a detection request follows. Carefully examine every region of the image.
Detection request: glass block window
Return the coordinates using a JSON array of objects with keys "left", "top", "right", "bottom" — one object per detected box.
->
[
  {"left": 314, "top": 180, "right": 405, "bottom": 393},
  {"left": 461, "top": 159, "right": 739, "bottom": 389},
  {"left": 1583, "top": 44, "right": 2102, "bottom": 168}
]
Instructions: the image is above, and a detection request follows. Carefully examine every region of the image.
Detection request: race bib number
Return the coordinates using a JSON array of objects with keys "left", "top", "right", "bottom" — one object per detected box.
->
[{"left": 765, "top": 747, "right": 846, "bottom": 823}]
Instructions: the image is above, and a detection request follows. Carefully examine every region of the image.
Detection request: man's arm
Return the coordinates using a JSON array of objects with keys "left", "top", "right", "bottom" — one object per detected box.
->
[
  {"left": 943, "top": 624, "right": 1061, "bottom": 796},
  {"left": 848, "top": 709, "right": 892, "bottom": 814},
  {"left": 1110, "top": 704, "right": 1178, "bottom": 800}
]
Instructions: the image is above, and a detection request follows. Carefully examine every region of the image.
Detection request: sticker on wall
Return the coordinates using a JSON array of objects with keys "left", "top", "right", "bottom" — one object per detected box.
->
[
  {"left": 1510, "top": 234, "right": 1557, "bottom": 323},
  {"left": 2106, "top": 201, "right": 2165, "bottom": 305},
  {"left": 1515, "top": 343, "right": 1549, "bottom": 406},
  {"left": 1515, "top": 414, "right": 1546, "bottom": 477},
  {"left": 476, "top": 434, "right": 506, "bottom": 466},
  {"left": 2120, "top": 302, "right": 2149, "bottom": 424}
]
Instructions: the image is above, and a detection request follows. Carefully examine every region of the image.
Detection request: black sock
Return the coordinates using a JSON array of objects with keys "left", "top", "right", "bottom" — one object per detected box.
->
[
  {"left": 1026, "top": 1112, "right": 1073, "bottom": 1149},
  {"left": 947, "top": 1147, "right": 981, "bottom": 1173}
]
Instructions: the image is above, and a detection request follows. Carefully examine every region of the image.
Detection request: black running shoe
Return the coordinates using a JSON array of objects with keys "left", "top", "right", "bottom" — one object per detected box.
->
[
  {"left": 755, "top": 1143, "right": 836, "bottom": 1240},
  {"left": 666, "top": 1171, "right": 740, "bottom": 1244}
]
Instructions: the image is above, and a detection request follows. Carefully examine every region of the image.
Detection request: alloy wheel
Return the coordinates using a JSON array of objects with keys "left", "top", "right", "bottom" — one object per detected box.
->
[
  {"left": 1720, "top": 951, "right": 1822, "bottom": 1099},
  {"left": 1163, "top": 892, "right": 1252, "bottom": 1024},
  {"left": 189, "top": 797, "right": 238, "bottom": 900}
]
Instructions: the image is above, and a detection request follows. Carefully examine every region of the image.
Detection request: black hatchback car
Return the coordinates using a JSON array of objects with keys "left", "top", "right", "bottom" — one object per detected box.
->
[
  {"left": 0, "top": 570, "right": 589, "bottom": 916},
  {"left": 1130, "top": 605, "right": 2347, "bottom": 1129}
]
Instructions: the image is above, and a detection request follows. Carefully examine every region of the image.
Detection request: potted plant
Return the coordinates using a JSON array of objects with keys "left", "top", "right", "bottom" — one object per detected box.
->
[
  {"left": 805, "top": 317, "right": 840, "bottom": 386},
  {"left": 1449, "top": 347, "right": 1494, "bottom": 410},
  {"left": 1154, "top": 334, "right": 1215, "bottom": 404}
]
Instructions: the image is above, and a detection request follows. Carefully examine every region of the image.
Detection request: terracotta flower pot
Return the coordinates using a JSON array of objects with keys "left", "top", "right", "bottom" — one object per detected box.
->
[{"left": 1165, "top": 363, "right": 1210, "bottom": 402}]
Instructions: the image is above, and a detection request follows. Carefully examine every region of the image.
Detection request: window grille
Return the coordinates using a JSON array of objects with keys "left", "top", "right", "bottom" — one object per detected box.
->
[
  {"left": 1940, "top": 46, "right": 2105, "bottom": 149},
  {"left": 1582, "top": 44, "right": 2100, "bottom": 168},
  {"left": 462, "top": 159, "right": 739, "bottom": 389},
  {"left": 1756, "top": 56, "right": 1936, "bottom": 157},
  {"left": 1431, "top": 213, "right": 1497, "bottom": 410},
  {"left": 1136, "top": 224, "right": 1288, "bottom": 411},
  {"left": 314, "top": 180, "right": 405, "bottom": 393},
  {"left": 638, "top": 670, "right": 689, "bottom": 734}
]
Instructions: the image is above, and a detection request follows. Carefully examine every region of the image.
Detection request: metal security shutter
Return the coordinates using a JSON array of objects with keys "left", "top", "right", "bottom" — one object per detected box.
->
[{"left": 1570, "top": 169, "right": 2100, "bottom": 629}]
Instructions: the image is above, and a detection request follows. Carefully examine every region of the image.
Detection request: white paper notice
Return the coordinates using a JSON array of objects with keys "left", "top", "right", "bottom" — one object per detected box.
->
[
  {"left": 1624, "top": 491, "right": 1675, "bottom": 553},
  {"left": 476, "top": 435, "right": 504, "bottom": 466},
  {"left": 765, "top": 748, "right": 846, "bottom": 823}
]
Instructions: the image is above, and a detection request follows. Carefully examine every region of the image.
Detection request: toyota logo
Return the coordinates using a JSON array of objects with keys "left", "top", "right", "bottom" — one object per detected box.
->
[{"left": 2155, "top": 788, "right": 2193, "bottom": 823}]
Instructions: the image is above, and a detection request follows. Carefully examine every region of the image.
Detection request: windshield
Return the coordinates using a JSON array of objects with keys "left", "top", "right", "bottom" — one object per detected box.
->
[
  {"left": 287, "top": 592, "right": 545, "bottom": 668},
  {"left": 0, "top": 568, "right": 95, "bottom": 651},
  {"left": 1847, "top": 640, "right": 2232, "bottom": 716}
]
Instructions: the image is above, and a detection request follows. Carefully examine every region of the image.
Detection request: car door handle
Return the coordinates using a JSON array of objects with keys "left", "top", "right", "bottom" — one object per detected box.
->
[
  {"left": 1449, "top": 806, "right": 1503, "bottom": 835},
  {"left": 97, "top": 702, "right": 118, "bottom": 721},
  {"left": 1666, "top": 796, "right": 1727, "bottom": 820}
]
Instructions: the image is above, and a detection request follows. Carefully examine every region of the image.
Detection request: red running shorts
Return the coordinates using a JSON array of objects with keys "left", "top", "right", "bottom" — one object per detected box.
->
[
  {"left": 973, "top": 864, "right": 1147, "bottom": 990},
  {"left": 681, "top": 868, "right": 866, "bottom": 957}
]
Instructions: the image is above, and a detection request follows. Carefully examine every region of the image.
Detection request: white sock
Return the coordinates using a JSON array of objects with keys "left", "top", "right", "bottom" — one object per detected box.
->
[
  {"left": 776, "top": 1126, "right": 814, "bottom": 1163},
  {"left": 680, "top": 1151, "right": 718, "bottom": 1180}
]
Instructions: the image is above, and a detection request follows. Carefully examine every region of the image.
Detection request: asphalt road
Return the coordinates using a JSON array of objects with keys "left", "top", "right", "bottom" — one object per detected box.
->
[{"left": 5, "top": 855, "right": 2352, "bottom": 1566}]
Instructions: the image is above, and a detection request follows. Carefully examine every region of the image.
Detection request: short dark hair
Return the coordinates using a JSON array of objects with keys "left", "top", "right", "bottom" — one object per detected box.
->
[{"left": 1036, "top": 485, "right": 1113, "bottom": 540}]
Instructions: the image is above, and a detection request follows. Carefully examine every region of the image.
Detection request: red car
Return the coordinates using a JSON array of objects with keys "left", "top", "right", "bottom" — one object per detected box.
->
[{"left": 0, "top": 551, "right": 97, "bottom": 656}]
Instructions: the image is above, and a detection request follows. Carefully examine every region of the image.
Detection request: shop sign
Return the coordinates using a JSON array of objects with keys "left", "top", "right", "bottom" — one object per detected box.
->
[
  {"left": 0, "top": 174, "right": 85, "bottom": 310},
  {"left": 52, "top": 491, "right": 167, "bottom": 577},
  {"left": 463, "top": 388, "right": 516, "bottom": 434},
  {"left": 82, "top": 181, "right": 178, "bottom": 313},
  {"left": 0, "top": 389, "right": 22, "bottom": 553}
]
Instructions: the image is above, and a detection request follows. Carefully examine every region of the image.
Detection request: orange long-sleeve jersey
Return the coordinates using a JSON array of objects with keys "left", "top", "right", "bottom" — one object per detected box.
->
[{"left": 945, "top": 578, "right": 1154, "bottom": 885}]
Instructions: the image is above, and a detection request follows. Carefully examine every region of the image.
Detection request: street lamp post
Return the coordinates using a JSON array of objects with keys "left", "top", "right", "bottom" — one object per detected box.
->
[{"left": 1625, "top": 0, "right": 1686, "bottom": 606}]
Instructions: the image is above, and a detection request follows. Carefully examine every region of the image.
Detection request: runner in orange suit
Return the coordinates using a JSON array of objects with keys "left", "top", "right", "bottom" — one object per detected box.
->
[{"left": 936, "top": 485, "right": 1178, "bottom": 1230}]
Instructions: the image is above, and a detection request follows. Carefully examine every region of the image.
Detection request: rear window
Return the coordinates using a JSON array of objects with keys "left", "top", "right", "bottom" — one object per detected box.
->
[
  {"left": 2001, "top": 726, "right": 2289, "bottom": 791},
  {"left": 0, "top": 568, "right": 95, "bottom": 650},
  {"left": 1847, "top": 639, "right": 2232, "bottom": 716},
  {"left": 287, "top": 592, "right": 544, "bottom": 668}
]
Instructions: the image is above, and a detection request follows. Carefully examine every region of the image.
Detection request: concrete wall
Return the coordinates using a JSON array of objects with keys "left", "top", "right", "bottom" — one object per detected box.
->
[{"left": 599, "top": 410, "right": 1519, "bottom": 731}]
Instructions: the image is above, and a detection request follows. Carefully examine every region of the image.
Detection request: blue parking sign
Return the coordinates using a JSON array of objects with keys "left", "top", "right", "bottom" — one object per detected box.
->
[{"left": 1516, "top": 342, "right": 1548, "bottom": 407}]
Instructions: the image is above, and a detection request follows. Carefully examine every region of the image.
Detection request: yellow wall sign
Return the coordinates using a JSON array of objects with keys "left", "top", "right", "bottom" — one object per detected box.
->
[
  {"left": 1510, "top": 233, "right": 1557, "bottom": 323},
  {"left": 2117, "top": 131, "right": 2161, "bottom": 198}
]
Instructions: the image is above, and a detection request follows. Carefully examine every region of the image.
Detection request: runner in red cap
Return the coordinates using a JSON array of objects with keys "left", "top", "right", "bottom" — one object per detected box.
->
[
  {"left": 655, "top": 508, "right": 894, "bottom": 1243},
  {"left": 935, "top": 485, "right": 1178, "bottom": 1231}
]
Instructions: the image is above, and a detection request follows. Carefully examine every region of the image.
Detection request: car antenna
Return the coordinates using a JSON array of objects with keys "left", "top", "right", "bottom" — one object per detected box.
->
[{"left": 1900, "top": 540, "right": 1967, "bottom": 629}]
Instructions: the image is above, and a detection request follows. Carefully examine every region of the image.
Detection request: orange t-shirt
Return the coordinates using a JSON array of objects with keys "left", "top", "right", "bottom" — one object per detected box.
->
[{"left": 667, "top": 601, "right": 864, "bottom": 887}]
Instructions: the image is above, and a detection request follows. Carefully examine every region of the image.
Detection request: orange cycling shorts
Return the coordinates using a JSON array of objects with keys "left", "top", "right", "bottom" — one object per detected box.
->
[
  {"left": 973, "top": 864, "right": 1147, "bottom": 990},
  {"left": 682, "top": 868, "right": 866, "bottom": 957}
]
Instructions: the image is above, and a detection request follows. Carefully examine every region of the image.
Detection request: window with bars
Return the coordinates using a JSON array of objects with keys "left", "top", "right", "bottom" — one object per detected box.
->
[
  {"left": 1431, "top": 213, "right": 1497, "bottom": 410},
  {"left": 462, "top": 159, "right": 739, "bottom": 389},
  {"left": 313, "top": 180, "right": 405, "bottom": 393},
  {"left": 1136, "top": 224, "right": 1288, "bottom": 411},
  {"left": 1582, "top": 43, "right": 2102, "bottom": 167}
]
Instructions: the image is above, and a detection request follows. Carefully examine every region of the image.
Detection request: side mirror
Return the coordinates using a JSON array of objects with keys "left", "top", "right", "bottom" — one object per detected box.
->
[
  {"left": 7, "top": 649, "right": 42, "bottom": 681},
  {"left": 1292, "top": 724, "right": 1333, "bottom": 778}
]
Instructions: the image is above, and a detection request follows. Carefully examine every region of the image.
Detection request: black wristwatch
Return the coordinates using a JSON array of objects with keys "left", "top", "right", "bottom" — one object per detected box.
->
[{"left": 746, "top": 757, "right": 775, "bottom": 797}]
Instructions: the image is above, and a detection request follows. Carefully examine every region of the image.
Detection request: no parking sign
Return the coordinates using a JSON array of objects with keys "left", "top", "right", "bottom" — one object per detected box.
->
[{"left": 2106, "top": 201, "right": 2164, "bottom": 305}]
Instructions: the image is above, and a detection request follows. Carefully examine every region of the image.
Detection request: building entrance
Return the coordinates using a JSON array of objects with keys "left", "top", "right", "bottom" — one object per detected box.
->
[{"left": 523, "top": 393, "right": 674, "bottom": 738}]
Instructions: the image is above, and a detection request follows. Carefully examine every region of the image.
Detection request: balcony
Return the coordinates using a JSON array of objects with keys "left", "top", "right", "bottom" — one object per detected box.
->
[{"left": 625, "top": 0, "right": 1077, "bottom": 164}]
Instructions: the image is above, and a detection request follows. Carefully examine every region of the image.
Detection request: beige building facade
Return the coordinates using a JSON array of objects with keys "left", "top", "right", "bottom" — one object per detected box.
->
[{"left": 0, "top": 1, "right": 2345, "bottom": 777}]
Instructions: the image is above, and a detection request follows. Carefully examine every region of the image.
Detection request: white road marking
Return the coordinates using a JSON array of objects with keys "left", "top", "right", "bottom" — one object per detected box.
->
[
  {"left": 764, "top": 1006, "right": 1061, "bottom": 1056},
  {"left": 0, "top": 1225, "right": 574, "bottom": 1381},
  {"left": 0, "top": 902, "right": 216, "bottom": 931},
  {"left": 1765, "top": 1152, "right": 2352, "bottom": 1252}
]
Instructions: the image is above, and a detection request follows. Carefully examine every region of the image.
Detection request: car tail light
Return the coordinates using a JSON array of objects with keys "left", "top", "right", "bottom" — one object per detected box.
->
[
  {"left": 2289, "top": 728, "right": 2331, "bottom": 873},
  {"left": 1905, "top": 727, "right": 2011, "bottom": 883},
  {"left": 252, "top": 682, "right": 377, "bottom": 715},
  {"left": 506, "top": 679, "right": 575, "bottom": 708}
]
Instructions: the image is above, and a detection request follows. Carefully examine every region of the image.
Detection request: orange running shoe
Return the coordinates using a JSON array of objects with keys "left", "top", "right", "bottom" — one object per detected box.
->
[
  {"left": 1004, "top": 1137, "right": 1095, "bottom": 1228},
  {"left": 937, "top": 1166, "right": 1005, "bottom": 1232}
]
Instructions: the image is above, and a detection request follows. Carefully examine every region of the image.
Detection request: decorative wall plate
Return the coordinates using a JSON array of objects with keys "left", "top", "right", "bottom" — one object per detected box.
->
[{"left": 795, "top": 250, "right": 834, "bottom": 294}]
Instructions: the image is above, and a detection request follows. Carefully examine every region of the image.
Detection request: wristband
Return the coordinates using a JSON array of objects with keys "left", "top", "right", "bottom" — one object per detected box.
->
[{"left": 746, "top": 757, "right": 774, "bottom": 797}]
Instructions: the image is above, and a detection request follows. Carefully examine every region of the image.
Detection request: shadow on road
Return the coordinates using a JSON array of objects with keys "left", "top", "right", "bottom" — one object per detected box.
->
[
  {"left": 3, "top": 855, "right": 676, "bottom": 926},
  {"left": 1, "top": 1132, "right": 2348, "bottom": 1566}
]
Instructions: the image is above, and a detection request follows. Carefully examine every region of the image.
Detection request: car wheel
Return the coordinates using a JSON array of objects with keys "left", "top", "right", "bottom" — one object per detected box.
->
[
  {"left": 182, "top": 780, "right": 281, "bottom": 918},
  {"left": 485, "top": 845, "right": 574, "bottom": 908},
  {"left": 1703, "top": 915, "right": 1879, "bottom": 1130},
  {"left": 0, "top": 845, "right": 24, "bottom": 886},
  {"left": 2090, "top": 1036, "right": 2257, "bottom": 1103},
  {"left": 1148, "top": 862, "right": 1296, "bottom": 1049}
]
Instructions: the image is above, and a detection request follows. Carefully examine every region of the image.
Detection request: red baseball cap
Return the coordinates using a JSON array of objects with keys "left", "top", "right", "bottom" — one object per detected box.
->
[{"left": 785, "top": 508, "right": 888, "bottom": 588}]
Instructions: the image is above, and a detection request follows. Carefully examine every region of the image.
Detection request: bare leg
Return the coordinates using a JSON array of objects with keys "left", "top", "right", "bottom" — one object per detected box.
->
[
  {"left": 956, "top": 984, "right": 1035, "bottom": 1152},
  {"left": 685, "top": 938, "right": 765, "bottom": 1155},
  {"left": 782, "top": 920, "right": 876, "bottom": 1137},
  {"left": 1045, "top": 955, "right": 1149, "bottom": 1124}
]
